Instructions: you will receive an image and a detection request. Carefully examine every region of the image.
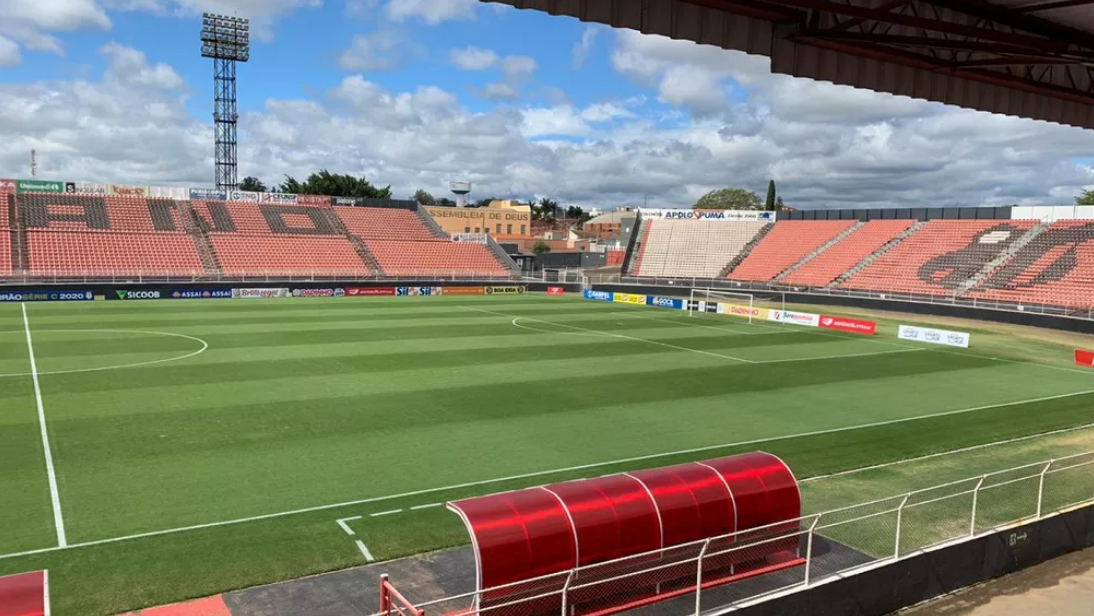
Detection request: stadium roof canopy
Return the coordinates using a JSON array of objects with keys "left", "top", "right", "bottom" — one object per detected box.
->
[{"left": 486, "top": 0, "right": 1094, "bottom": 129}]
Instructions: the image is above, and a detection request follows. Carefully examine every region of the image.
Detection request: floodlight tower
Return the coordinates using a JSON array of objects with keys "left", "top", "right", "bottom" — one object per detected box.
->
[
  {"left": 201, "top": 13, "right": 250, "bottom": 192},
  {"left": 450, "top": 181, "right": 472, "bottom": 208}
]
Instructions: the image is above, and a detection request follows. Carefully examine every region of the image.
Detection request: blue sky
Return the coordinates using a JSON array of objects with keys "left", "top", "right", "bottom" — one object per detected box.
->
[{"left": 0, "top": 0, "right": 1093, "bottom": 208}]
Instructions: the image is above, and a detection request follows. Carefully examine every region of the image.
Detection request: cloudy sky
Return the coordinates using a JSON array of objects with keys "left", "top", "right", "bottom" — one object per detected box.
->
[{"left": 2, "top": 0, "right": 1094, "bottom": 209}]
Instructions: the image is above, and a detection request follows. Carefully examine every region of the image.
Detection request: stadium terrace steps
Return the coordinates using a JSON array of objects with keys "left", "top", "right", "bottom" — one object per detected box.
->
[
  {"left": 782, "top": 220, "right": 914, "bottom": 288},
  {"left": 828, "top": 220, "right": 926, "bottom": 288},
  {"left": 629, "top": 224, "right": 651, "bottom": 276},
  {"left": 4, "top": 194, "right": 18, "bottom": 276},
  {"left": 415, "top": 206, "right": 449, "bottom": 239},
  {"left": 633, "top": 219, "right": 768, "bottom": 279},
  {"left": 773, "top": 221, "right": 866, "bottom": 284},
  {"left": 956, "top": 221, "right": 1050, "bottom": 294},
  {"left": 729, "top": 220, "right": 858, "bottom": 282},
  {"left": 967, "top": 220, "right": 1094, "bottom": 309},
  {"left": 719, "top": 222, "right": 774, "bottom": 278},
  {"left": 840, "top": 220, "right": 1037, "bottom": 297}
]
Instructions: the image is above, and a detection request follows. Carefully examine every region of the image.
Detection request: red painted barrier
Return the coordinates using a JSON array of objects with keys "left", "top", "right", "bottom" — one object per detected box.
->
[
  {"left": 1075, "top": 349, "right": 1094, "bottom": 367},
  {"left": 0, "top": 571, "right": 45, "bottom": 616},
  {"left": 819, "top": 315, "right": 877, "bottom": 335}
]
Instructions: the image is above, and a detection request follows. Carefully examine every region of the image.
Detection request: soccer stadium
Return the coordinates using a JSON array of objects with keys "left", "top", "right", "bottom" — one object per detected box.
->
[{"left": 6, "top": 2, "right": 1094, "bottom": 616}]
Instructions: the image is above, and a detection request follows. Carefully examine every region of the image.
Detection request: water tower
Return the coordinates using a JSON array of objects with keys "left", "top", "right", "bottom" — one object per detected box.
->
[{"left": 450, "top": 181, "right": 471, "bottom": 208}]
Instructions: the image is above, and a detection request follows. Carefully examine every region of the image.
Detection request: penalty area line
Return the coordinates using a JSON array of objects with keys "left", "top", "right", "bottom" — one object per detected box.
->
[
  {"left": 23, "top": 304, "right": 66, "bottom": 548},
  {"left": 5, "top": 387, "right": 1094, "bottom": 562}
]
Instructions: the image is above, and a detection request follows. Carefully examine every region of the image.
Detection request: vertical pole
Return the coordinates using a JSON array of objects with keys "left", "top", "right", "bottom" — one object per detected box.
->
[
  {"left": 895, "top": 494, "right": 911, "bottom": 558},
  {"left": 970, "top": 476, "right": 986, "bottom": 536},
  {"left": 380, "top": 573, "right": 390, "bottom": 615},
  {"left": 804, "top": 516, "right": 820, "bottom": 587},
  {"left": 1037, "top": 461, "right": 1053, "bottom": 518},
  {"left": 695, "top": 539, "right": 710, "bottom": 616},
  {"left": 560, "top": 571, "right": 573, "bottom": 616}
]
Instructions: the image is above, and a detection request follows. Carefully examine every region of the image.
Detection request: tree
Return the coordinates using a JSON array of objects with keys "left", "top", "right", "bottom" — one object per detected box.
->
[
  {"left": 435, "top": 197, "right": 456, "bottom": 207},
  {"left": 535, "top": 197, "right": 560, "bottom": 221},
  {"left": 532, "top": 241, "right": 552, "bottom": 255},
  {"left": 1076, "top": 190, "right": 1094, "bottom": 206},
  {"left": 474, "top": 197, "right": 497, "bottom": 208},
  {"left": 277, "top": 170, "right": 392, "bottom": 198},
  {"left": 765, "top": 180, "right": 777, "bottom": 211},
  {"left": 694, "top": 188, "right": 763, "bottom": 210},
  {"left": 775, "top": 196, "right": 786, "bottom": 211},
  {"left": 413, "top": 189, "right": 435, "bottom": 205},
  {"left": 239, "top": 176, "right": 267, "bottom": 192}
]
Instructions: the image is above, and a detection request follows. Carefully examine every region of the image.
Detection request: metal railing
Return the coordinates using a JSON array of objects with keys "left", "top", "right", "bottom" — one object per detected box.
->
[
  {"left": 376, "top": 451, "right": 1094, "bottom": 616},
  {"left": 0, "top": 271, "right": 521, "bottom": 285}
]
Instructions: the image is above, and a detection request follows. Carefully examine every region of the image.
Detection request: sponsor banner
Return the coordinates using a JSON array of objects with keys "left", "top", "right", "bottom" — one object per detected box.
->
[
  {"left": 768, "top": 309, "right": 820, "bottom": 327},
  {"left": 547, "top": 287, "right": 566, "bottom": 296},
  {"left": 112, "top": 289, "right": 164, "bottom": 300},
  {"left": 898, "top": 324, "right": 970, "bottom": 348},
  {"left": 486, "top": 286, "right": 526, "bottom": 295},
  {"left": 190, "top": 188, "right": 227, "bottom": 201},
  {"left": 261, "top": 192, "right": 298, "bottom": 204},
  {"left": 641, "top": 208, "right": 775, "bottom": 222},
  {"left": 346, "top": 287, "right": 396, "bottom": 297},
  {"left": 819, "top": 315, "right": 877, "bottom": 336},
  {"left": 291, "top": 288, "right": 346, "bottom": 298},
  {"left": 719, "top": 303, "right": 771, "bottom": 321},
  {"left": 232, "top": 287, "right": 289, "bottom": 299},
  {"left": 149, "top": 186, "right": 190, "bottom": 199},
  {"left": 647, "top": 296, "right": 684, "bottom": 310},
  {"left": 0, "top": 179, "right": 15, "bottom": 194},
  {"left": 396, "top": 286, "right": 444, "bottom": 296},
  {"left": 584, "top": 290, "right": 614, "bottom": 302},
  {"left": 613, "top": 293, "right": 647, "bottom": 305},
  {"left": 167, "top": 289, "right": 232, "bottom": 299},
  {"left": 0, "top": 290, "right": 93, "bottom": 302},
  {"left": 1076, "top": 349, "right": 1094, "bottom": 368},
  {"left": 332, "top": 196, "right": 361, "bottom": 206},
  {"left": 228, "top": 190, "right": 262, "bottom": 202},
  {"left": 687, "top": 300, "right": 718, "bottom": 313},
  {"left": 109, "top": 184, "right": 148, "bottom": 197},
  {"left": 442, "top": 286, "right": 486, "bottom": 296},
  {"left": 296, "top": 194, "right": 329, "bottom": 206},
  {"left": 17, "top": 179, "right": 64, "bottom": 194},
  {"left": 451, "top": 233, "right": 488, "bottom": 244},
  {"left": 64, "top": 182, "right": 108, "bottom": 195}
]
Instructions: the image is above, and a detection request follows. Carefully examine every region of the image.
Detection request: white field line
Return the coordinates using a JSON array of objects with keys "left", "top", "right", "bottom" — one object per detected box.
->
[
  {"left": 756, "top": 348, "right": 926, "bottom": 364},
  {"left": 370, "top": 509, "right": 403, "bottom": 517},
  {"left": 410, "top": 503, "right": 443, "bottom": 511},
  {"left": 459, "top": 305, "right": 756, "bottom": 364},
  {"left": 511, "top": 318, "right": 612, "bottom": 338},
  {"left": 801, "top": 421, "right": 1094, "bottom": 483},
  {"left": 0, "top": 328, "right": 208, "bottom": 378},
  {"left": 4, "top": 387, "right": 1094, "bottom": 562},
  {"left": 23, "top": 304, "right": 66, "bottom": 548},
  {"left": 336, "top": 516, "right": 361, "bottom": 536},
  {"left": 610, "top": 310, "right": 769, "bottom": 335},
  {"left": 355, "top": 540, "right": 375, "bottom": 562}
]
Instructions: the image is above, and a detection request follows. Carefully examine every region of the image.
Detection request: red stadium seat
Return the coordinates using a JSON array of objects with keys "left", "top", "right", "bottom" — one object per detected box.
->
[
  {"left": 729, "top": 221, "right": 857, "bottom": 282},
  {"left": 782, "top": 220, "right": 914, "bottom": 287}
]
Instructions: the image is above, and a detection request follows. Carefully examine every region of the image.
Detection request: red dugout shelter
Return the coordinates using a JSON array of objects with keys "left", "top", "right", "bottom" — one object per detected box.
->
[{"left": 447, "top": 452, "right": 802, "bottom": 597}]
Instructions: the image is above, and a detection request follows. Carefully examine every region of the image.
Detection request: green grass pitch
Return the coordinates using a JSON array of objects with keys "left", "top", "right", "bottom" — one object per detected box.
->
[{"left": 2, "top": 293, "right": 1094, "bottom": 615}]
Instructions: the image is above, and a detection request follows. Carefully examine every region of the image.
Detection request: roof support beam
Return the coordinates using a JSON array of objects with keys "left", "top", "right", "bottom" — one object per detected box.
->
[
  {"left": 921, "top": 0, "right": 1094, "bottom": 43},
  {"left": 797, "top": 31, "right": 1094, "bottom": 62}
]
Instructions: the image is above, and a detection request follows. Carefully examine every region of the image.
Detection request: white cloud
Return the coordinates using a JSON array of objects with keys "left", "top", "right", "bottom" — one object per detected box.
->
[
  {"left": 385, "top": 0, "right": 476, "bottom": 24},
  {"left": 449, "top": 46, "right": 498, "bottom": 71},
  {"left": 573, "top": 26, "right": 597, "bottom": 69},
  {"left": 481, "top": 83, "right": 519, "bottom": 101},
  {"left": 100, "top": 43, "right": 185, "bottom": 90},
  {"left": 339, "top": 31, "right": 407, "bottom": 71},
  {"left": 581, "top": 103, "right": 635, "bottom": 123},
  {"left": 0, "top": 35, "right": 21, "bottom": 67},
  {"left": 501, "top": 55, "right": 536, "bottom": 77}
]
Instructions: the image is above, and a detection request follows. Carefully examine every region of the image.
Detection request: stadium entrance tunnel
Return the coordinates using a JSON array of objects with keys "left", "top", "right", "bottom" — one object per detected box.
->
[{"left": 443, "top": 452, "right": 816, "bottom": 616}]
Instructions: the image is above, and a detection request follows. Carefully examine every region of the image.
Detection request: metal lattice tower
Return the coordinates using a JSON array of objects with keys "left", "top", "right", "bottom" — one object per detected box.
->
[{"left": 201, "top": 13, "right": 250, "bottom": 192}]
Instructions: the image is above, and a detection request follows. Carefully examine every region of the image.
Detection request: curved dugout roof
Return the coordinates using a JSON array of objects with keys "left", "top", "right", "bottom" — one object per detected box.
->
[
  {"left": 447, "top": 451, "right": 800, "bottom": 590},
  {"left": 484, "top": 0, "right": 1094, "bottom": 130}
]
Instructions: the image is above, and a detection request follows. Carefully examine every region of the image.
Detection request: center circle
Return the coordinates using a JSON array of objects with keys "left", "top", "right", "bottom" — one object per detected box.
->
[{"left": 0, "top": 328, "right": 208, "bottom": 377}]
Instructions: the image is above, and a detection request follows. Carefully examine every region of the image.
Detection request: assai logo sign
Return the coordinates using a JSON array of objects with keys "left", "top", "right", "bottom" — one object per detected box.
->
[
  {"left": 115, "top": 290, "right": 162, "bottom": 300},
  {"left": 168, "top": 289, "right": 232, "bottom": 299},
  {"left": 583, "top": 290, "right": 614, "bottom": 302}
]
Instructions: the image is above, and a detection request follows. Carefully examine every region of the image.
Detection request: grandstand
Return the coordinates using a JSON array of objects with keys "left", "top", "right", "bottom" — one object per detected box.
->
[
  {"left": 630, "top": 219, "right": 768, "bottom": 278},
  {"left": 3, "top": 193, "right": 515, "bottom": 279}
]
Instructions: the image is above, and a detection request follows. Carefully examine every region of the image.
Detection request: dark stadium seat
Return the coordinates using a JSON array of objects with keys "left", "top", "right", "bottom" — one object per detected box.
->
[
  {"left": 782, "top": 220, "right": 915, "bottom": 287},
  {"left": 729, "top": 221, "right": 857, "bottom": 282}
]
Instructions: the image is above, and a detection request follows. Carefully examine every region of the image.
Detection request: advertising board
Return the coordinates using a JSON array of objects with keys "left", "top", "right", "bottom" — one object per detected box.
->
[
  {"left": 442, "top": 287, "right": 487, "bottom": 296},
  {"left": 167, "top": 289, "right": 232, "bottom": 299},
  {"left": 486, "top": 286, "right": 526, "bottom": 295},
  {"left": 646, "top": 296, "right": 684, "bottom": 310},
  {"left": 112, "top": 290, "right": 163, "bottom": 300},
  {"left": 396, "top": 287, "right": 443, "bottom": 296},
  {"left": 0, "top": 290, "right": 93, "bottom": 302},
  {"left": 584, "top": 290, "right": 614, "bottom": 302},
  {"left": 65, "top": 182, "right": 108, "bottom": 195},
  {"left": 232, "top": 288, "right": 289, "bottom": 299},
  {"left": 346, "top": 287, "right": 396, "bottom": 297},
  {"left": 819, "top": 315, "right": 877, "bottom": 335},
  {"left": 687, "top": 300, "right": 718, "bottom": 313},
  {"left": 0, "top": 179, "right": 15, "bottom": 194},
  {"left": 546, "top": 287, "right": 565, "bottom": 296},
  {"left": 189, "top": 188, "right": 226, "bottom": 201},
  {"left": 613, "top": 293, "right": 647, "bottom": 305},
  {"left": 1076, "top": 350, "right": 1094, "bottom": 368},
  {"left": 718, "top": 303, "right": 771, "bottom": 320},
  {"left": 768, "top": 309, "right": 820, "bottom": 327},
  {"left": 898, "top": 325, "right": 970, "bottom": 348},
  {"left": 291, "top": 288, "right": 345, "bottom": 298}
]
